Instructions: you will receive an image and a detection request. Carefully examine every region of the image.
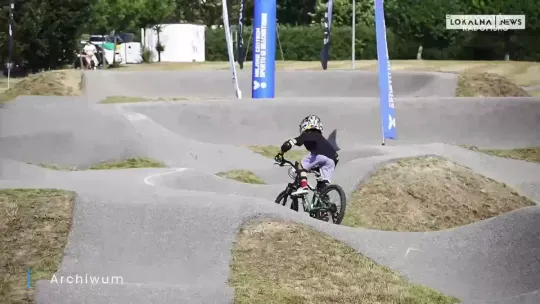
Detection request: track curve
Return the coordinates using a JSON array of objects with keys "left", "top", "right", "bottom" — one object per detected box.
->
[{"left": 0, "top": 69, "right": 539, "bottom": 304}]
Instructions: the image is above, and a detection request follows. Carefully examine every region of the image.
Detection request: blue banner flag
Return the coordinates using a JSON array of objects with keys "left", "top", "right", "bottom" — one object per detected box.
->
[
  {"left": 251, "top": 0, "right": 277, "bottom": 98},
  {"left": 320, "top": 0, "right": 333, "bottom": 70},
  {"left": 374, "top": 0, "right": 396, "bottom": 141},
  {"left": 237, "top": 0, "right": 246, "bottom": 69}
]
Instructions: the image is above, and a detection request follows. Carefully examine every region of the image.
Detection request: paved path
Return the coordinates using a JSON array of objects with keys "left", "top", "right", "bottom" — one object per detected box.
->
[{"left": 1, "top": 70, "right": 539, "bottom": 304}]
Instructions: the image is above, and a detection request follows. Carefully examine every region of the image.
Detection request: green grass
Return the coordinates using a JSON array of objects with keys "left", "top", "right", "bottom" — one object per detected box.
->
[
  {"left": 247, "top": 145, "right": 306, "bottom": 162},
  {"left": 0, "top": 189, "right": 75, "bottom": 303},
  {"left": 88, "top": 157, "right": 166, "bottom": 169},
  {"left": 100, "top": 95, "right": 190, "bottom": 104},
  {"left": 215, "top": 170, "right": 265, "bottom": 184},
  {"left": 34, "top": 157, "right": 166, "bottom": 170},
  {"left": 35, "top": 163, "right": 77, "bottom": 171},
  {"left": 230, "top": 219, "right": 460, "bottom": 303},
  {"left": 100, "top": 96, "right": 148, "bottom": 103},
  {"left": 462, "top": 145, "right": 540, "bottom": 163}
]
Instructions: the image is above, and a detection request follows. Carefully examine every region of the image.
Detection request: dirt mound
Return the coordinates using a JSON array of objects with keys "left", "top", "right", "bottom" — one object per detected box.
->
[
  {"left": 343, "top": 156, "right": 535, "bottom": 232},
  {"left": 0, "top": 70, "right": 83, "bottom": 103},
  {"left": 230, "top": 220, "right": 459, "bottom": 303},
  {"left": 456, "top": 72, "right": 531, "bottom": 97}
]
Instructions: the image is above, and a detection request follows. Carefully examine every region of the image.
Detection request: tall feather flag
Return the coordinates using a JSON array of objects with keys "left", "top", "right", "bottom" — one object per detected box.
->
[
  {"left": 237, "top": 0, "right": 246, "bottom": 69},
  {"left": 320, "top": 0, "right": 333, "bottom": 70}
]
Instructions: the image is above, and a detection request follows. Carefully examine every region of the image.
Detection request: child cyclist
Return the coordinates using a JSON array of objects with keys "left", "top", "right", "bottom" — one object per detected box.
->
[{"left": 276, "top": 115, "right": 339, "bottom": 196}]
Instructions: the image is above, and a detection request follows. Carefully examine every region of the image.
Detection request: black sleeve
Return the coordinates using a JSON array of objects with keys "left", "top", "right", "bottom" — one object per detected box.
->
[{"left": 293, "top": 133, "right": 308, "bottom": 146}]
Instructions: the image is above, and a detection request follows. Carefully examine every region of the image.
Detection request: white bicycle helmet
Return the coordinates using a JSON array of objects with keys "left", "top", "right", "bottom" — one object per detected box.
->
[{"left": 299, "top": 115, "right": 323, "bottom": 134}]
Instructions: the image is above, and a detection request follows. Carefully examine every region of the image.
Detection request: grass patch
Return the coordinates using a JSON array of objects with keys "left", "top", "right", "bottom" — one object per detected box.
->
[
  {"left": 455, "top": 72, "right": 531, "bottom": 97},
  {"left": 0, "top": 189, "right": 75, "bottom": 303},
  {"left": 88, "top": 157, "right": 165, "bottom": 170},
  {"left": 463, "top": 145, "right": 540, "bottom": 163},
  {"left": 33, "top": 158, "right": 166, "bottom": 170},
  {"left": 0, "top": 77, "right": 23, "bottom": 93},
  {"left": 118, "top": 60, "right": 540, "bottom": 86},
  {"left": 100, "top": 95, "right": 190, "bottom": 103},
  {"left": 35, "top": 163, "right": 77, "bottom": 171},
  {"left": 0, "top": 70, "right": 83, "bottom": 104},
  {"left": 248, "top": 145, "right": 306, "bottom": 162},
  {"left": 100, "top": 96, "right": 148, "bottom": 103},
  {"left": 342, "top": 156, "right": 535, "bottom": 232},
  {"left": 230, "top": 219, "right": 460, "bottom": 304},
  {"left": 215, "top": 170, "right": 265, "bottom": 184}
]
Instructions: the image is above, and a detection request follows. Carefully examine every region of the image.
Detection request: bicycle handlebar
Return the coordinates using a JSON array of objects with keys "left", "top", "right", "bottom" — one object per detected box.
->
[
  {"left": 274, "top": 153, "right": 298, "bottom": 169},
  {"left": 274, "top": 153, "right": 322, "bottom": 178}
]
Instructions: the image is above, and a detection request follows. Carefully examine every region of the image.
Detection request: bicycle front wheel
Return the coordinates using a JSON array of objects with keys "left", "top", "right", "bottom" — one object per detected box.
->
[
  {"left": 319, "top": 184, "right": 347, "bottom": 224},
  {"left": 275, "top": 190, "right": 299, "bottom": 212}
]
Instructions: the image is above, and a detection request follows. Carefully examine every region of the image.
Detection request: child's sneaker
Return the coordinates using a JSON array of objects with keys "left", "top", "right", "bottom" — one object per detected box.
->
[{"left": 291, "top": 186, "right": 308, "bottom": 196}]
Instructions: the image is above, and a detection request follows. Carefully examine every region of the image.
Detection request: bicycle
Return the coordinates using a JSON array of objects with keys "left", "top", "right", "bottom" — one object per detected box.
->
[{"left": 273, "top": 153, "right": 347, "bottom": 224}]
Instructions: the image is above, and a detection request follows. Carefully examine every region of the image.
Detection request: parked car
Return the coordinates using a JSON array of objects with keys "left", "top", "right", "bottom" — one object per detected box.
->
[{"left": 86, "top": 35, "right": 124, "bottom": 46}]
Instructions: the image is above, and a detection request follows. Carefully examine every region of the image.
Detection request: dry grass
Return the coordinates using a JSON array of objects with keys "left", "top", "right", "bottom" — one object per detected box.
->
[
  {"left": 35, "top": 157, "right": 166, "bottom": 170},
  {"left": 100, "top": 96, "right": 190, "bottom": 103},
  {"left": 248, "top": 145, "right": 306, "bottom": 163},
  {"left": 342, "top": 157, "right": 535, "bottom": 232},
  {"left": 463, "top": 145, "right": 540, "bottom": 163},
  {"left": 229, "top": 219, "right": 460, "bottom": 304},
  {"left": 0, "top": 70, "right": 83, "bottom": 104},
  {"left": 0, "top": 77, "right": 23, "bottom": 93},
  {"left": 215, "top": 170, "right": 265, "bottom": 184},
  {"left": 0, "top": 189, "right": 75, "bottom": 304},
  {"left": 118, "top": 60, "right": 540, "bottom": 86},
  {"left": 455, "top": 72, "right": 531, "bottom": 97}
]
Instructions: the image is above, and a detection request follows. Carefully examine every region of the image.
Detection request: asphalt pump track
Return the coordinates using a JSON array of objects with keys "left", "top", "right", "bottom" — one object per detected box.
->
[{"left": 1, "top": 69, "right": 539, "bottom": 304}]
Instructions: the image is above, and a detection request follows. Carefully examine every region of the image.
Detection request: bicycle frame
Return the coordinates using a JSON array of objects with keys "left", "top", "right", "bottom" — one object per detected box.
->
[
  {"left": 275, "top": 157, "right": 331, "bottom": 213},
  {"left": 302, "top": 181, "right": 331, "bottom": 213}
]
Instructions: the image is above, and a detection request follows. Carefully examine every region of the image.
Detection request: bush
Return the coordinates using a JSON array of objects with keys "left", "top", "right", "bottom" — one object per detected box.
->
[
  {"left": 205, "top": 25, "right": 540, "bottom": 62},
  {"left": 141, "top": 47, "right": 153, "bottom": 63},
  {"left": 205, "top": 24, "right": 409, "bottom": 61}
]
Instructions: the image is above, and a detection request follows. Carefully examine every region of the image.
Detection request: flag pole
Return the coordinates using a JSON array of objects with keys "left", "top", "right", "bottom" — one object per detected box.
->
[
  {"left": 7, "top": 0, "right": 14, "bottom": 89},
  {"left": 352, "top": 0, "right": 355, "bottom": 70}
]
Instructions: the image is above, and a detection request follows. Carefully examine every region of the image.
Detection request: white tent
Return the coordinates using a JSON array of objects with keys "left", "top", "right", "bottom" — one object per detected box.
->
[{"left": 141, "top": 23, "right": 205, "bottom": 62}]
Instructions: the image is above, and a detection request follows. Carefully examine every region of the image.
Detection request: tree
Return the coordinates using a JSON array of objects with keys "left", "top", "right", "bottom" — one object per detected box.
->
[
  {"left": 138, "top": 0, "right": 176, "bottom": 62},
  {"left": 101, "top": 0, "right": 145, "bottom": 65},
  {"left": 464, "top": 0, "right": 540, "bottom": 60},
  {"left": 312, "top": 0, "right": 374, "bottom": 27},
  {"left": 385, "top": 0, "right": 466, "bottom": 59},
  {"left": 1, "top": 0, "right": 95, "bottom": 71}
]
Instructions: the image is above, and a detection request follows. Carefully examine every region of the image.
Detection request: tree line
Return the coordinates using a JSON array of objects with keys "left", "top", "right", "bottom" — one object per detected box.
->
[{"left": 0, "top": 0, "right": 538, "bottom": 72}]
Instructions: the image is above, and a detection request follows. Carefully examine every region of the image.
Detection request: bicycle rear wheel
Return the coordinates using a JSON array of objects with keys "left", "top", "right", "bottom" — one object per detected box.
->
[
  {"left": 275, "top": 190, "right": 299, "bottom": 212},
  {"left": 319, "top": 184, "right": 347, "bottom": 224}
]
